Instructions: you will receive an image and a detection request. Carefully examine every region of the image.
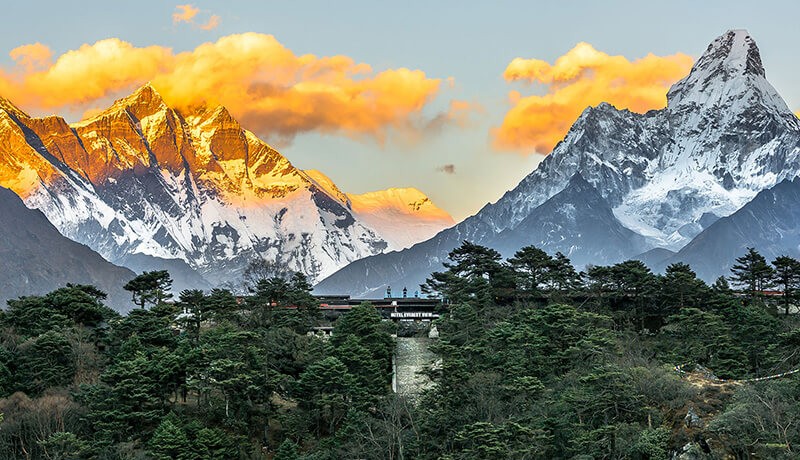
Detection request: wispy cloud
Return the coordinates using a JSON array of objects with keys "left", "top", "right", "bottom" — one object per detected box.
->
[
  {"left": 9, "top": 43, "right": 52, "bottom": 72},
  {"left": 172, "top": 4, "right": 199, "bottom": 24},
  {"left": 173, "top": 4, "right": 220, "bottom": 31},
  {"left": 493, "top": 42, "right": 693, "bottom": 154},
  {"left": 199, "top": 14, "right": 221, "bottom": 31}
]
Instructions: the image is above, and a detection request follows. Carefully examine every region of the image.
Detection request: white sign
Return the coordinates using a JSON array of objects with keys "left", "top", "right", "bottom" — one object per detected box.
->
[{"left": 390, "top": 312, "right": 439, "bottom": 319}]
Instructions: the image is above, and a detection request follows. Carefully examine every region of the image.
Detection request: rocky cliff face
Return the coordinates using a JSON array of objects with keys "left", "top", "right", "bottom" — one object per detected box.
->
[
  {"left": 0, "top": 84, "right": 419, "bottom": 285},
  {"left": 317, "top": 29, "right": 800, "bottom": 296}
]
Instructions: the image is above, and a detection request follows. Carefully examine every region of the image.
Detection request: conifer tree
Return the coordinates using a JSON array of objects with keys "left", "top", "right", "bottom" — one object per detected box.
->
[
  {"left": 729, "top": 248, "right": 774, "bottom": 297},
  {"left": 771, "top": 255, "right": 800, "bottom": 315}
]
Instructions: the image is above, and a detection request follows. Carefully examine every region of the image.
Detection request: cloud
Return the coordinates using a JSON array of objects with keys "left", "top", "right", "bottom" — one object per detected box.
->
[
  {"left": 199, "top": 14, "right": 221, "bottom": 31},
  {"left": 437, "top": 164, "right": 456, "bottom": 174},
  {"left": 173, "top": 4, "right": 219, "bottom": 31},
  {"left": 0, "top": 34, "right": 450, "bottom": 144},
  {"left": 2, "top": 39, "right": 172, "bottom": 108},
  {"left": 493, "top": 42, "right": 694, "bottom": 154},
  {"left": 9, "top": 43, "right": 52, "bottom": 71},
  {"left": 173, "top": 4, "right": 200, "bottom": 24}
]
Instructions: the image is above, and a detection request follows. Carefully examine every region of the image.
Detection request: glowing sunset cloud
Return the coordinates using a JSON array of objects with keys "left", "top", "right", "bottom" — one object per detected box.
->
[
  {"left": 493, "top": 42, "right": 694, "bottom": 154},
  {"left": 9, "top": 43, "right": 52, "bottom": 71},
  {"left": 0, "top": 34, "right": 451, "bottom": 143},
  {"left": 172, "top": 4, "right": 199, "bottom": 24},
  {"left": 200, "top": 15, "right": 221, "bottom": 31}
]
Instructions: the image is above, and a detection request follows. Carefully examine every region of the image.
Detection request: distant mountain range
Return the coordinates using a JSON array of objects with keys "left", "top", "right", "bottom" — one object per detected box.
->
[
  {"left": 317, "top": 29, "right": 800, "bottom": 296},
  {"left": 0, "top": 85, "right": 453, "bottom": 301}
]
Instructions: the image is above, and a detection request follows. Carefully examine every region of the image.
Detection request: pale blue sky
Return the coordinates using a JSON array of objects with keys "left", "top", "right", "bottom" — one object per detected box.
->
[{"left": 1, "top": 1, "right": 797, "bottom": 220}]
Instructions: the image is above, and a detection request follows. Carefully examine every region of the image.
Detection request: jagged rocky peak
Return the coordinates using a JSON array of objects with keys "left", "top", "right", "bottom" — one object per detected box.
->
[
  {"left": 97, "top": 83, "right": 170, "bottom": 122},
  {"left": 667, "top": 29, "right": 796, "bottom": 124},
  {"left": 696, "top": 29, "right": 765, "bottom": 78}
]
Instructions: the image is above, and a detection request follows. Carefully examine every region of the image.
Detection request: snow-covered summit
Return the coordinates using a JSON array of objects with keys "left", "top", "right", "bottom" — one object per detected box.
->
[
  {"left": 347, "top": 187, "right": 455, "bottom": 250},
  {"left": 667, "top": 29, "right": 798, "bottom": 129}
]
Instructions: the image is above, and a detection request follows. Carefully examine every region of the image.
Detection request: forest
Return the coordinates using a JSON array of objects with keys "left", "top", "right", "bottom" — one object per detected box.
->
[{"left": 0, "top": 242, "right": 799, "bottom": 459}]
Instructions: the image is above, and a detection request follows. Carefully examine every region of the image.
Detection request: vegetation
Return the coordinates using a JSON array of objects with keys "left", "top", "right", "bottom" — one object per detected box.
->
[{"left": 0, "top": 246, "right": 799, "bottom": 458}]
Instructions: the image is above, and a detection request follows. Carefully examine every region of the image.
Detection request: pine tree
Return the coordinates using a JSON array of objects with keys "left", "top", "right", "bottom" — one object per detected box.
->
[
  {"left": 17, "top": 331, "right": 76, "bottom": 395},
  {"left": 547, "top": 252, "right": 583, "bottom": 293},
  {"left": 660, "top": 263, "right": 709, "bottom": 311},
  {"left": 195, "top": 427, "right": 239, "bottom": 459},
  {"left": 771, "top": 255, "right": 800, "bottom": 315},
  {"left": 729, "top": 248, "right": 774, "bottom": 297},
  {"left": 148, "top": 418, "right": 191, "bottom": 460},
  {"left": 123, "top": 270, "right": 174, "bottom": 309},
  {"left": 423, "top": 241, "right": 514, "bottom": 304},
  {"left": 275, "top": 438, "right": 300, "bottom": 460},
  {"left": 508, "top": 246, "right": 553, "bottom": 294}
]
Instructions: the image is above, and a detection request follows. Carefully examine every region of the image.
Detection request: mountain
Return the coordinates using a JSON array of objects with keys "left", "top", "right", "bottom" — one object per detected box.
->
[
  {"left": 634, "top": 248, "right": 677, "bottom": 269},
  {"left": 114, "top": 253, "right": 213, "bottom": 293},
  {"left": 658, "top": 177, "right": 800, "bottom": 282},
  {"left": 0, "top": 84, "right": 458, "bottom": 285},
  {"left": 347, "top": 188, "right": 454, "bottom": 250},
  {"left": 495, "top": 174, "right": 648, "bottom": 264},
  {"left": 0, "top": 186, "right": 136, "bottom": 310},
  {"left": 317, "top": 29, "right": 800, "bottom": 296}
]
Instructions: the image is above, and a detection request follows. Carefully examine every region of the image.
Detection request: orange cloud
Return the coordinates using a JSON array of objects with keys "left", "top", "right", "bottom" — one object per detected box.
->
[
  {"left": 0, "top": 34, "right": 448, "bottom": 143},
  {"left": 493, "top": 42, "right": 694, "bottom": 154},
  {"left": 3, "top": 39, "right": 172, "bottom": 108},
  {"left": 200, "top": 15, "right": 221, "bottom": 31},
  {"left": 173, "top": 4, "right": 199, "bottom": 24},
  {"left": 9, "top": 43, "right": 52, "bottom": 71}
]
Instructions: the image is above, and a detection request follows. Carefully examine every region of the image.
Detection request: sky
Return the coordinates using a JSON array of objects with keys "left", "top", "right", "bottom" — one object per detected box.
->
[{"left": 1, "top": 1, "right": 798, "bottom": 220}]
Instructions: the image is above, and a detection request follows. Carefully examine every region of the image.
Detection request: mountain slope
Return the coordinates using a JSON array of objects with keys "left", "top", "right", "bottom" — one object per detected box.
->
[
  {"left": 660, "top": 177, "right": 800, "bottom": 282},
  {"left": 0, "top": 85, "right": 426, "bottom": 285},
  {"left": 317, "top": 29, "right": 800, "bottom": 295},
  {"left": 0, "top": 187, "right": 135, "bottom": 310},
  {"left": 496, "top": 174, "right": 647, "bottom": 264}
]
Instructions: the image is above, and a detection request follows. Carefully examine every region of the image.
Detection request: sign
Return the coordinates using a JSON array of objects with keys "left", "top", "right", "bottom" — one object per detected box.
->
[{"left": 390, "top": 312, "right": 440, "bottom": 319}]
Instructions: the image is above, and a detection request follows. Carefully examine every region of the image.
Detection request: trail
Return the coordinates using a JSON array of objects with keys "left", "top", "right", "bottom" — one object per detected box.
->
[{"left": 673, "top": 363, "right": 800, "bottom": 385}]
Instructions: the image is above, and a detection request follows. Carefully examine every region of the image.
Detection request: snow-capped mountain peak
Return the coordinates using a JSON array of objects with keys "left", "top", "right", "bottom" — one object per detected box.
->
[
  {"left": 347, "top": 187, "right": 455, "bottom": 250},
  {"left": 77, "top": 83, "right": 169, "bottom": 126},
  {"left": 480, "top": 29, "right": 800, "bottom": 249},
  {"left": 667, "top": 29, "right": 798, "bottom": 129}
]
